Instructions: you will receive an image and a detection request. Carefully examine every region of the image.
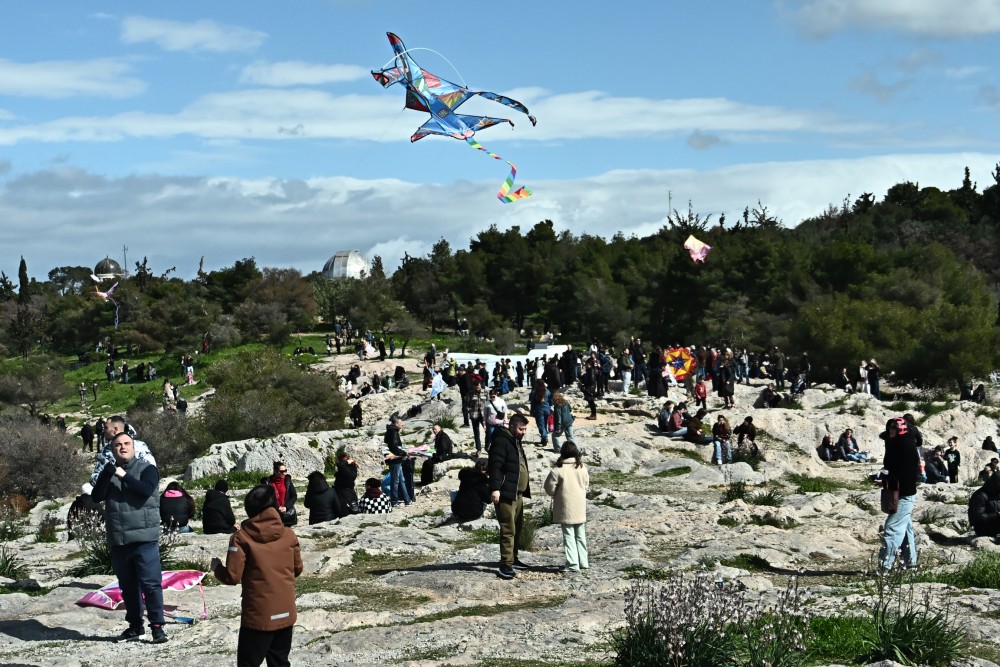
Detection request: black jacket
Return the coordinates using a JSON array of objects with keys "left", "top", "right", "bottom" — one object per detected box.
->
[
  {"left": 202, "top": 489, "right": 237, "bottom": 534},
  {"left": 488, "top": 427, "right": 531, "bottom": 502},
  {"left": 305, "top": 476, "right": 343, "bottom": 523},
  {"left": 452, "top": 467, "right": 490, "bottom": 520},
  {"left": 434, "top": 431, "right": 454, "bottom": 461},
  {"left": 970, "top": 474, "right": 1000, "bottom": 536},
  {"left": 384, "top": 423, "right": 406, "bottom": 463},
  {"left": 883, "top": 431, "right": 920, "bottom": 497},
  {"left": 160, "top": 491, "right": 195, "bottom": 530}
]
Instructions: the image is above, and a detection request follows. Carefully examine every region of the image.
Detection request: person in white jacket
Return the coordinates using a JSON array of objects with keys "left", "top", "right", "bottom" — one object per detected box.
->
[{"left": 543, "top": 441, "right": 590, "bottom": 573}]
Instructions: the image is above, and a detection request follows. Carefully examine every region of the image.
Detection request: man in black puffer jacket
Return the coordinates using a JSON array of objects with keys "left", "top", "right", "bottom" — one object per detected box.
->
[
  {"left": 970, "top": 472, "right": 1000, "bottom": 537},
  {"left": 489, "top": 414, "right": 531, "bottom": 580}
]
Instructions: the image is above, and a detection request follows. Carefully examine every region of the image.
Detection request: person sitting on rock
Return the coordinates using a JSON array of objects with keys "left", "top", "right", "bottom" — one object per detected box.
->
[
  {"left": 683, "top": 408, "right": 714, "bottom": 445},
  {"left": 451, "top": 459, "right": 490, "bottom": 521},
  {"left": 817, "top": 435, "right": 842, "bottom": 462},
  {"left": 760, "top": 383, "right": 784, "bottom": 408},
  {"left": 980, "top": 459, "right": 1000, "bottom": 482},
  {"left": 837, "top": 429, "right": 870, "bottom": 462},
  {"left": 733, "top": 416, "right": 758, "bottom": 456},
  {"left": 160, "top": 481, "right": 196, "bottom": 533},
  {"left": 983, "top": 437, "right": 998, "bottom": 452},
  {"left": 304, "top": 471, "right": 344, "bottom": 524},
  {"left": 662, "top": 403, "right": 689, "bottom": 438},
  {"left": 656, "top": 400, "right": 675, "bottom": 432},
  {"left": 924, "top": 446, "right": 950, "bottom": 484},
  {"left": 202, "top": 479, "right": 238, "bottom": 534},
  {"left": 969, "top": 471, "right": 1000, "bottom": 537},
  {"left": 358, "top": 477, "right": 393, "bottom": 514}
]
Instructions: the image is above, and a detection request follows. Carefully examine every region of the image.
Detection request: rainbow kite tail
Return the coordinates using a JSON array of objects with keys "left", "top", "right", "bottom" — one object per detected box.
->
[{"left": 464, "top": 137, "right": 532, "bottom": 203}]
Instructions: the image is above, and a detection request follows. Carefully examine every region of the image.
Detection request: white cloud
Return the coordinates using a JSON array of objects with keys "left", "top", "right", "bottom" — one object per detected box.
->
[
  {"left": 2, "top": 152, "right": 995, "bottom": 280},
  {"left": 849, "top": 73, "right": 911, "bottom": 104},
  {"left": 121, "top": 16, "right": 266, "bottom": 52},
  {"left": 945, "top": 66, "right": 987, "bottom": 79},
  {"left": 0, "top": 88, "right": 872, "bottom": 146},
  {"left": 239, "top": 60, "right": 369, "bottom": 86},
  {"left": 789, "top": 0, "right": 1000, "bottom": 37},
  {"left": 0, "top": 58, "right": 145, "bottom": 98}
]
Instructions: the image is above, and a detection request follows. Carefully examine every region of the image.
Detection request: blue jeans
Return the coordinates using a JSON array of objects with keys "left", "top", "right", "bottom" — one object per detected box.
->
[
  {"left": 552, "top": 424, "right": 575, "bottom": 450},
  {"left": 388, "top": 463, "right": 412, "bottom": 504},
  {"left": 879, "top": 494, "right": 917, "bottom": 569},
  {"left": 664, "top": 428, "right": 688, "bottom": 438},
  {"left": 713, "top": 438, "right": 732, "bottom": 463},
  {"left": 110, "top": 540, "right": 165, "bottom": 629},
  {"left": 533, "top": 410, "right": 549, "bottom": 443}
]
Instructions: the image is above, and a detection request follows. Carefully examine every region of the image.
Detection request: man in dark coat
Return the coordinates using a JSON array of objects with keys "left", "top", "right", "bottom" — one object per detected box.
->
[
  {"left": 489, "top": 414, "right": 531, "bottom": 579},
  {"left": 202, "top": 479, "right": 237, "bottom": 534},
  {"left": 969, "top": 472, "right": 1000, "bottom": 537}
]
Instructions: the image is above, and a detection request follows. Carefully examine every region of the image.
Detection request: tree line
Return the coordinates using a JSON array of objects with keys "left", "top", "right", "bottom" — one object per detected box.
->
[{"left": 3, "top": 165, "right": 1000, "bottom": 388}]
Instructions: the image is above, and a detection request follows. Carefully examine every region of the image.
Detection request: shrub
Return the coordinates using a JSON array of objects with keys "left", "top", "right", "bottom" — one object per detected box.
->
[
  {"left": 0, "top": 506, "right": 26, "bottom": 542},
  {"left": 199, "top": 347, "right": 348, "bottom": 442},
  {"left": 748, "top": 488, "right": 784, "bottom": 506},
  {"left": 129, "top": 409, "right": 209, "bottom": 476},
  {"left": 70, "top": 512, "right": 181, "bottom": 576},
  {"left": 35, "top": 513, "right": 60, "bottom": 543},
  {"left": 535, "top": 501, "right": 554, "bottom": 528},
  {"left": 848, "top": 493, "right": 877, "bottom": 514},
  {"left": 918, "top": 507, "right": 948, "bottom": 526},
  {"left": 517, "top": 513, "right": 539, "bottom": 551},
  {"left": 0, "top": 414, "right": 87, "bottom": 501},
  {"left": 610, "top": 575, "right": 811, "bottom": 667},
  {"left": 0, "top": 543, "right": 28, "bottom": 579},
  {"left": 432, "top": 416, "right": 457, "bottom": 431},
  {"left": 731, "top": 446, "right": 765, "bottom": 471},
  {"left": 862, "top": 568, "right": 967, "bottom": 666},
  {"left": 720, "top": 480, "right": 748, "bottom": 503},
  {"left": 717, "top": 516, "right": 739, "bottom": 527}
]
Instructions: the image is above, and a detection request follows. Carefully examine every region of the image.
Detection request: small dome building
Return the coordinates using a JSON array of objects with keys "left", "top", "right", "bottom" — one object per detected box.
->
[
  {"left": 322, "top": 250, "right": 368, "bottom": 281},
  {"left": 93, "top": 257, "right": 123, "bottom": 281}
]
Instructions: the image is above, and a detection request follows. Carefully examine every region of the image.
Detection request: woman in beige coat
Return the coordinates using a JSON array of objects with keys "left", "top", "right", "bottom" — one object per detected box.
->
[{"left": 544, "top": 441, "right": 590, "bottom": 573}]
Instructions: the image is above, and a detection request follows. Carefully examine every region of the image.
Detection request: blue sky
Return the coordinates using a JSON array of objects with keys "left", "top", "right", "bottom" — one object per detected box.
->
[{"left": 1, "top": 1, "right": 998, "bottom": 280}]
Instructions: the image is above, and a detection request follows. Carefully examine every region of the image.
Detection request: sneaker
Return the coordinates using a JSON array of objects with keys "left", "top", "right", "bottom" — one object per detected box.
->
[
  {"left": 116, "top": 626, "right": 144, "bottom": 642},
  {"left": 497, "top": 564, "right": 516, "bottom": 579},
  {"left": 150, "top": 625, "right": 168, "bottom": 644},
  {"left": 512, "top": 559, "right": 530, "bottom": 571},
  {"left": 559, "top": 565, "right": 581, "bottom": 574}
]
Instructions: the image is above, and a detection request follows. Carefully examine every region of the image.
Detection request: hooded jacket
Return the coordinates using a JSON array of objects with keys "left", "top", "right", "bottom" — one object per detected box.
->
[
  {"left": 214, "top": 507, "right": 303, "bottom": 631},
  {"left": 452, "top": 466, "right": 490, "bottom": 521},
  {"left": 160, "top": 488, "right": 195, "bottom": 529},
  {"left": 304, "top": 475, "right": 343, "bottom": 524},
  {"left": 201, "top": 489, "right": 237, "bottom": 534},
  {"left": 969, "top": 473, "right": 1000, "bottom": 536}
]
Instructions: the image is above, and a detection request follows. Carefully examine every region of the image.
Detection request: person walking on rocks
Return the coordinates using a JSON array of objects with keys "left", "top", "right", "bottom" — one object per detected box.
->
[
  {"left": 544, "top": 441, "right": 590, "bottom": 573},
  {"left": 879, "top": 417, "right": 920, "bottom": 571},
  {"left": 489, "top": 414, "right": 532, "bottom": 579},
  {"left": 211, "top": 484, "right": 303, "bottom": 667},
  {"left": 91, "top": 432, "right": 168, "bottom": 643}
]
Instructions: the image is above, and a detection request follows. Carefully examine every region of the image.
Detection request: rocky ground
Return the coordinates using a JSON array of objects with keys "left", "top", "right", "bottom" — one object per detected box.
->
[{"left": 4, "top": 363, "right": 1000, "bottom": 666}]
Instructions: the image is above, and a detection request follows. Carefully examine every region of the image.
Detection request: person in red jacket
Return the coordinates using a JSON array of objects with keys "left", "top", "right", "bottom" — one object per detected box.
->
[{"left": 211, "top": 484, "right": 304, "bottom": 667}]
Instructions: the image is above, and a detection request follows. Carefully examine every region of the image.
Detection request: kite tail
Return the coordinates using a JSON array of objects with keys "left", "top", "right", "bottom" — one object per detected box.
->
[
  {"left": 110, "top": 298, "right": 120, "bottom": 329},
  {"left": 464, "top": 137, "right": 532, "bottom": 203}
]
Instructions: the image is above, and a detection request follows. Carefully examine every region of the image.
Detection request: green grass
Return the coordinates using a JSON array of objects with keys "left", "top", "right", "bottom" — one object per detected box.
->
[
  {"left": 847, "top": 493, "right": 877, "bottom": 514},
  {"left": 188, "top": 469, "right": 268, "bottom": 490},
  {"left": 719, "top": 553, "right": 770, "bottom": 572},
  {"left": 295, "top": 549, "right": 434, "bottom": 610},
  {"left": 653, "top": 465, "right": 692, "bottom": 477},
  {"left": 914, "top": 551, "right": 1000, "bottom": 589},
  {"left": 620, "top": 564, "right": 673, "bottom": 580},
  {"left": 915, "top": 400, "right": 954, "bottom": 425},
  {"left": 747, "top": 488, "right": 784, "bottom": 506},
  {"left": 748, "top": 514, "right": 797, "bottom": 529},
  {"left": 807, "top": 615, "right": 874, "bottom": 664},
  {"left": 717, "top": 516, "right": 739, "bottom": 527},
  {"left": 786, "top": 472, "right": 851, "bottom": 494}
]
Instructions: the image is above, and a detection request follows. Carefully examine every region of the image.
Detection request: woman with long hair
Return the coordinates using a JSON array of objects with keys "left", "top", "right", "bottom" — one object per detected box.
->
[
  {"left": 544, "top": 441, "right": 590, "bottom": 573},
  {"left": 529, "top": 378, "right": 552, "bottom": 447}
]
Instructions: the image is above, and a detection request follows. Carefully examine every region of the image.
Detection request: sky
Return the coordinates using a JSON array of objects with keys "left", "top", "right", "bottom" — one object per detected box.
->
[{"left": 1, "top": 1, "right": 999, "bottom": 281}]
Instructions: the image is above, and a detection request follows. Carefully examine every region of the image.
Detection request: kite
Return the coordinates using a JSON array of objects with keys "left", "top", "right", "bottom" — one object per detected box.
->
[
  {"left": 93, "top": 282, "right": 120, "bottom": 328},
  {"left": 76, "top": 570, "right": 208, "bottom": 622},
  {"left": 372, "top": 32, "right": 537, "bottom": 203},
  {"left": 683, "top": 235, "right": 712, "bottom": 263},
  {"left": 664, "top": 347, "right": 696, "bottom": 381}
]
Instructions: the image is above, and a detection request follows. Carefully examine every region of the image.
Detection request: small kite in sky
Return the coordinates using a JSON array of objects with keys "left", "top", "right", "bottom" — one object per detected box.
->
[
  {"left": 372, "top": 32, "right": 536, "bottom": 203},
  {"left": 683, "top": 235, "right": 712, "bottom": 263},
  {"left": 94, "top": 281, "right": 120, "bottom": 328}
]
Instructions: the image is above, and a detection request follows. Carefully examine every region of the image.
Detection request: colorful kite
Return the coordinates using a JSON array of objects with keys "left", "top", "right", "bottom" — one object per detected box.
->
[
  {"left": 683, "top": 235, "right": 712, "bottom": 263},
  {"left": 77, "top": 570, "right": 208, "bottom": 622},
  {"left": 93, "top": 282, "right": 120, "bottom": 328},
  {"left": 664, "top": 347, "right": 696, "bottom": 381},
  {"left": 372, "top": 32, "right": 536, "bottom": 203}
]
